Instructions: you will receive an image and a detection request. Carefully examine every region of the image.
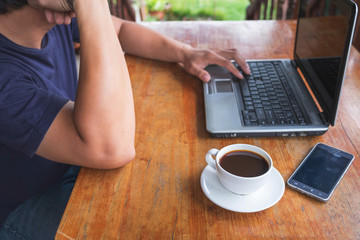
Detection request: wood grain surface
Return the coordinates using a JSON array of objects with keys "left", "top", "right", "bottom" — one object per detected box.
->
[{"left": 56, "top": 20, "right": 360, "bottom": 240}]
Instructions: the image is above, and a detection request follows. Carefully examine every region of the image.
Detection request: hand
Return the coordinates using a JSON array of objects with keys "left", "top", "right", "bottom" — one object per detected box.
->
[
  {"left": 28, "top": 0, "right": 73, "bottom": 12},
  {"left": 182, "top": 47, "right": 251, "bottom": 82},
  {"left": 28, "top": 0, "right": 76, "bottom": 25},
  {"left": 44, "top": 9, "right": 75, "bottom": 25}
]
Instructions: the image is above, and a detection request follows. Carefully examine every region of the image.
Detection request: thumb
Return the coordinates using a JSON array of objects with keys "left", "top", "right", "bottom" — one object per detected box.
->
[
  {"left": 191, "top": 66, "right": 211, "bottom": 82},
  {"left": 200, "top": 72, "right": 211, "bottom": 82}
]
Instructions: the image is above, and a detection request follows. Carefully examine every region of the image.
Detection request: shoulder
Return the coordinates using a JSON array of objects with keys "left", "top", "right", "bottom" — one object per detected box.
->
[
  {"left": 0, "top": 58, "right": 35, "bottom": 86},
  {"left": 0, "top": 61, "right": 35, "bottom": 108},
  {"left": 0, "top": 60, "right": 31, "bottom": 80}
]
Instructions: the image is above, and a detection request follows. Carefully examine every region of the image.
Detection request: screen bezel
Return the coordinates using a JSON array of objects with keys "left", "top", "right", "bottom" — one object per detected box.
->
[
  {"left": 293, "top": 0, "right": 358, "bottom": 126},
  {"left": 287, "top": 143, "right": 354, "bottom": 202}
]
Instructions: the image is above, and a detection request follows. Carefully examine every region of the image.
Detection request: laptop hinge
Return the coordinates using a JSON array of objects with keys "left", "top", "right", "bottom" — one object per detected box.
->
[
  {"left": 318, "top": 112, "right": 328, "bottom": 124},
  {"left": 291, "top": 59, "right": 298, "bottom": 69}
]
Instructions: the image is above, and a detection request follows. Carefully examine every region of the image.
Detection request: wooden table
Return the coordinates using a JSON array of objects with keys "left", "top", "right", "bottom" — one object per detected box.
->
[{"left": 56, "top": 20, "right": 360, "bottom": 239}]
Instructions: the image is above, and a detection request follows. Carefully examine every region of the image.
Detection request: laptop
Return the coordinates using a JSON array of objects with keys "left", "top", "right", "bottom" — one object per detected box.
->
[{"left": 203, "top": 0, "right": 358, "bottom": 137}]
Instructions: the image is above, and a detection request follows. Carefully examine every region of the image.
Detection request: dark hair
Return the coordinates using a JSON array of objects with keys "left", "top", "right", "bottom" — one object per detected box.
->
[{"left": 0, "top": 0, "right": 27, "bottom": 14}]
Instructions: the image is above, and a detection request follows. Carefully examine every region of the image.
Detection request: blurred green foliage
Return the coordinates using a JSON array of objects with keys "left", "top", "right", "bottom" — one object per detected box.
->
[{"left": 144, "top": 0, "right": 249, "bottom": 21}]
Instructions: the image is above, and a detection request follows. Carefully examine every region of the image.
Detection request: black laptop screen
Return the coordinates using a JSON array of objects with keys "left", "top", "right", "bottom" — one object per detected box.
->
[{"left": 294, "top": 0, "right": 357, "bottom": 125}]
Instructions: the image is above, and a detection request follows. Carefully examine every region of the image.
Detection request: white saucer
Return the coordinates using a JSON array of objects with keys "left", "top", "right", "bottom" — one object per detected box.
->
[{"left": 200, "top": 166, "right": 285, "bottom": 213}]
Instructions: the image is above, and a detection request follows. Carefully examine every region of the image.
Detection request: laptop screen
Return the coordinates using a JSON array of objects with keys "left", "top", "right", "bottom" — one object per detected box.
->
[{"left": 294, "top": 0, "right": 357, "bottom": 125}]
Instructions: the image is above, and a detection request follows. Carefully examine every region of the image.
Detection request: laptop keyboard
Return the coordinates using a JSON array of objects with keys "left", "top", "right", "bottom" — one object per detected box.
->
[{"left": 235, "top": 61, "right": 308, "bottom": 127}]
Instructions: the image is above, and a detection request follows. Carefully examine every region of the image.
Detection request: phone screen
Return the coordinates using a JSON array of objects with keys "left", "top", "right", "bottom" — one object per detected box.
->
[{"left": 288, "top": 143, "right": 354, "bottom": 201}]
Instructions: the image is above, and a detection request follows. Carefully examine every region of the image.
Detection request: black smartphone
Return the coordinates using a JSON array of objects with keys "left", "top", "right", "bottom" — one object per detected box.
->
[{"left": 287, "top": 143, "right": 354, "bottom": 202}]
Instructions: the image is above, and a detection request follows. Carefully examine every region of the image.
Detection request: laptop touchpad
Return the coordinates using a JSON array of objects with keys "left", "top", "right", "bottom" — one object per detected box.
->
[{"left": 215, "top": 80, "right": 233, "bottom": 93}]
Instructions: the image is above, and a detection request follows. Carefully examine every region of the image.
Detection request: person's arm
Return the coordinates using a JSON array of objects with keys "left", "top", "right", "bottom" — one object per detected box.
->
[
  {"left": 34, "top": 0, "right": 136, "bottom": 169},
  {"left": 111, "top": 17, "right": 251, "bottom": 82}
]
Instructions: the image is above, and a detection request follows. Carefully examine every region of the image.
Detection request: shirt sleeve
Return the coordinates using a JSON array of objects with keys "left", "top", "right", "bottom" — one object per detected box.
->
[{"left": 0, "top": 65, "right": 69, "bottom": 157}]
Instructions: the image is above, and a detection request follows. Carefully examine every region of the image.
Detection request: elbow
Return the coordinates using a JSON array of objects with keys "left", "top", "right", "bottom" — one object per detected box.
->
[
  {"left": 104, "top": 145, "right": 136, "bottom": 169},
  {"left": 85, "top": 144, "right": 136, "bottom": 170},
  {"left": 116, "top": 145, "right": 136, "bottom": 168}
]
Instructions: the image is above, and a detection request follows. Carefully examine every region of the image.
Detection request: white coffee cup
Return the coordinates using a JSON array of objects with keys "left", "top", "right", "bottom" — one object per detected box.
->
[{"left": 206, "top": 144, "right": 273, "bottom": 195}]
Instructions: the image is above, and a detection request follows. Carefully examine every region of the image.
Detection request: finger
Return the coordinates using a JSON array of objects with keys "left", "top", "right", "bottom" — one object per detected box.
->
[
  {"left": 211, "top": 56, "right": 244, "bottom": 79},
  {"left": 215, "top": 49, "right": 251, "bottom": 76},
  {"left": 54, "top": 12, "right": 66, "bottom": 25},
  {"left": 64, "top": 14, "right": 72, "bottom": 25},
  {"left": 44, "top": 9, "right": 55, "bottom": 23},
  {"left": 233, "top": 56, "right": 251, "bottom": 75},
  {"left": 188, "top": 65, "right": 211, "bottom": 82},
  {"left": 199, "top": 71, "right": 211, "bottom": 82}
]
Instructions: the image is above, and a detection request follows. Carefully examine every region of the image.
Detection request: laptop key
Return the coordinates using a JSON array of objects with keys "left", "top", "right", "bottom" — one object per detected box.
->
[
  {"left": 299, "top": 119, "right": 307, "bottom": 125},
  {"left": 255, "top": 108, "right": 266, "bottom": 120},
  {"left": 249, "top": 112, "right": 257, "bottom": 121},
  {"left": 264, "top": 106, "right": 272, "bottom": 110},
  {"left": 265, "top": 109, "right": 275, "bottom": 119},
  {"left": 239, "top": 79, "right": 251, "bottom": 97},
  {"left": 259, "top": 119, "right": 267, "bottom": 126},
  {"left": 244, "top": 120, "right": 252, "bottom": 126},
  {"left": 242, "top": 110, "right": 259, "bottom": 126},
  {"left": 268, "top": 119, "right": 277, "bottom": 125},
  {"left": 285, "top": 111, "right": 294, "bottom": 118},
  {"left": 244, "top": 100, "right": 253, "bottom": 106},
  {"left": 278, "top": 119, "right": 286, "bottom": 125},
  {"left": 287, "top": 119, "right": 296, "bottom": 124}
]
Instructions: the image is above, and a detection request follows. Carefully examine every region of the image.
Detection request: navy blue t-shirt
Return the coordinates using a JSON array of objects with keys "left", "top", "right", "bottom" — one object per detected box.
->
[{"left": 0, "top": 19, "right": 80, "bottom": 225}]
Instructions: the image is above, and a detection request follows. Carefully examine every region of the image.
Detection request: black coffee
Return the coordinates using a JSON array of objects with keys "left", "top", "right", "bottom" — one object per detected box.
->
[{"left": 219, "top": 150, "right": 269, "bottom": 177}]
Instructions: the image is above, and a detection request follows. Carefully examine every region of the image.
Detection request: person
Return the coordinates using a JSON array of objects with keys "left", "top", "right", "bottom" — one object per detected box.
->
[{"left": 0, "top": 0, "right": 250, "bottom": 239}]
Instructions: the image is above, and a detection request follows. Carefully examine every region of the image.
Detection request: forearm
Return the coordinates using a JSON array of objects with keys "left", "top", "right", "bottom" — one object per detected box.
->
[
  {"left": 72, "top": 0, "right": 135, "bottom": 163},
  {"left": 112, "top": 19, "right": 249, "bottom": 83},
  {"left": 117, "top": 20, "right": 191, "bottom": 63}
]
